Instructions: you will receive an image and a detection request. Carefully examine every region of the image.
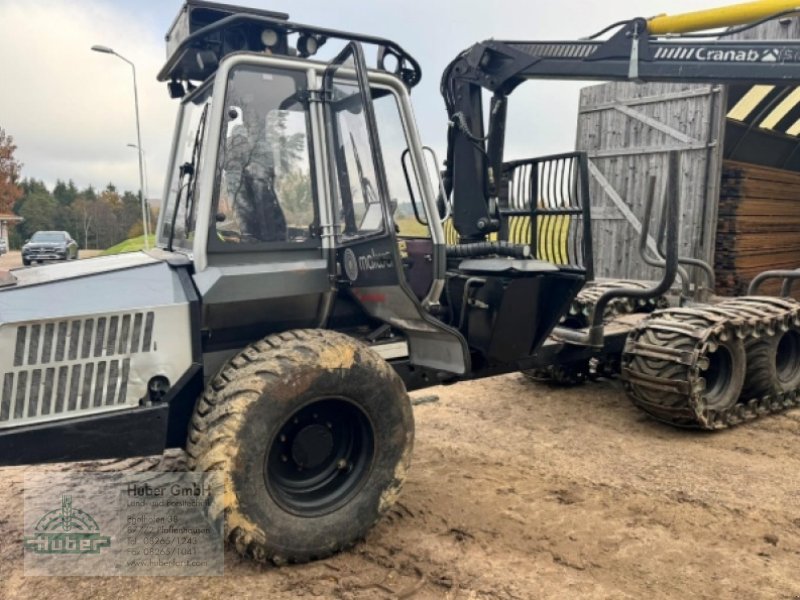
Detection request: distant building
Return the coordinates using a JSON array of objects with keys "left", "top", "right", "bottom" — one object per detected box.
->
[{"left": 0, "top": 214, "right": 22, "bottom": 243}]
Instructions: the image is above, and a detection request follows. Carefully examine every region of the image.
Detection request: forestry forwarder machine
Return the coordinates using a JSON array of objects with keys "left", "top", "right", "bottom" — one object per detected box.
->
[{"left": 2, "top": 0, "right": 800, "bottom": 563}]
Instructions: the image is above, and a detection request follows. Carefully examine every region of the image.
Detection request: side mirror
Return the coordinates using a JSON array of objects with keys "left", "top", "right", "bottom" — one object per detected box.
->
[{"left": 24, "top": 239, "right": 30, "bottom": 244}]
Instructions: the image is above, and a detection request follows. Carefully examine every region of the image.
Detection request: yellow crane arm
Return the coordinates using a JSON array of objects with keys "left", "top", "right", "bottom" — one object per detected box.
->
[{"left": 647, "top": 0, "right": 800, "bottom": 35}]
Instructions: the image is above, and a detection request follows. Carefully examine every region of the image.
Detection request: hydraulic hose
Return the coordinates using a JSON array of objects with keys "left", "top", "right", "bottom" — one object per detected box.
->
[{"left": 446, "top": 241, "right": 532, "bottom": 259}]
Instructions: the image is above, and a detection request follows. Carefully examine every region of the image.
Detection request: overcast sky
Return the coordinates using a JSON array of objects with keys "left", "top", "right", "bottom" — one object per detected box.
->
[{"left": 0, "top": 0, "right": 727, "bottom": 196}]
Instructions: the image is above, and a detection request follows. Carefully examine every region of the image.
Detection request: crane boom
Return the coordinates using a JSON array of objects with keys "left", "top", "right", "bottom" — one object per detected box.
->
[{"left": 441, "top": 9, "right": 800, "bottom": 241}]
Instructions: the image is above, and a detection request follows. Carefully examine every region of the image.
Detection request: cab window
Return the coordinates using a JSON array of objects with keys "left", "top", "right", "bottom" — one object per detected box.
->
[
  {"left": 159, "top": 87, "right": 211, "bottom": 250},
  {"left": 327, "top": 76, "right": 386, "bottom": 240},
  {"left": 214, "top": 67, "right": 316, "bottom": 245},
  {"left": 372, "top": 91, "right": 429, "bottom": 238}
]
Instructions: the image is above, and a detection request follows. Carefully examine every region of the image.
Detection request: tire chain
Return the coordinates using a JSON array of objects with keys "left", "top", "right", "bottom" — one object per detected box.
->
[
  {"left": 563, "top": 280, "right": 670, "bottom": 328},
  {"left": 622, "top": 296, "right": 800, "bottom": 429},
  {"left": 524, "top": 280, "right": 668, "bottom": 385}
]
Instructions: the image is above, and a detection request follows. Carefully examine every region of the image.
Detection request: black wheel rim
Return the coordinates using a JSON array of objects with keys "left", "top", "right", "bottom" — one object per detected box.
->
[
  {"left": 704, "top": 345, "right": 733, "bottom": 408},
  {"left": 776, "top": 330, "right": 800, "bottom": 384},
  {"left": 265, "top": 397, "right": 375, "bottom": 517}
]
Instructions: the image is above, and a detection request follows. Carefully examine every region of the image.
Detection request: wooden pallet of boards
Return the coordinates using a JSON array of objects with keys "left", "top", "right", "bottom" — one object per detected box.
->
[{"left": 715, "top": 160, "right": 800, "bottom": 298}]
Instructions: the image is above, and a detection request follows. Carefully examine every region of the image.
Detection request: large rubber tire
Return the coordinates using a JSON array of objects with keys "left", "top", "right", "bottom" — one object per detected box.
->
[
  {"left": 624, "top": 314, "right": 747, "bottom": 425},
  {"left": 22, "top": 258, "right": 30, "bottom": 266},
  {"left": 186, "top": 329, "right": 414, "bottom": 564},
  {"left": 742, "top": 329, "right": 800, "bottom": 399},
  {"left": 701, "top": 337, "right": 747, "bottom": 411}
]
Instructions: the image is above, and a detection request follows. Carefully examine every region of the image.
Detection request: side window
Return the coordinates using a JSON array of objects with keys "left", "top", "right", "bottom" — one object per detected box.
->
[
  {"left": 328, "top": 77, "right": 385, "bottom": 240},
  {"left": 372, "top": 91, "right": 429, "bottom": 238},
  {"left": 215, "top": 67, "right": 315, "bottom": 244},
  {"left": 159, "top": 88, "right": 211, "bottom": 249}
]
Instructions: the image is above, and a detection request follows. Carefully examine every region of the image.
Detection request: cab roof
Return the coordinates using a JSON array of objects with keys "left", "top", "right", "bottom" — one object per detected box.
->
[{"left": 159, "top": 1, "right": 422, "bottom": 96}]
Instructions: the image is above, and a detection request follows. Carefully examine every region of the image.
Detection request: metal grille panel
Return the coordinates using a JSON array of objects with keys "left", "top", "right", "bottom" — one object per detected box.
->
[
  {"left": 12, "top": 312, "right": 154, "bottom": 368},
  {"left": 0, "top": 359, "right": 131, "bottom": 423},
  {"left": 1, "top": 311, "right": 153, "bottom": 425},
  {"left": 499, "top": 152, "right": 594, "bottom": 277}
]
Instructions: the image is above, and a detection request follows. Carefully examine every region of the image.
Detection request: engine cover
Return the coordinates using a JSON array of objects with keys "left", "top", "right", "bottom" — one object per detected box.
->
[{"left": 0, "top": 254, "right": 194, "bottom": 431}]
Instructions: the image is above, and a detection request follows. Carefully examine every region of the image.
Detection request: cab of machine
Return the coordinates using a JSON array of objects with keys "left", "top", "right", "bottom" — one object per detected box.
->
[
  {"left": 152, "top": 27, "right": 465, "bottom": 371},
  {"left": 156, "top": 49, "right": 442, "bottom": 270},
  {"left": 156, "top": 0, "right": 438, "bottom": 276}
]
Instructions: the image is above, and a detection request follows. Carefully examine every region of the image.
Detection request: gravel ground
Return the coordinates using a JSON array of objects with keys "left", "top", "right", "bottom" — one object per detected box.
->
[{"left": 1, "top": 373, "right": 799, "bottom": 599}]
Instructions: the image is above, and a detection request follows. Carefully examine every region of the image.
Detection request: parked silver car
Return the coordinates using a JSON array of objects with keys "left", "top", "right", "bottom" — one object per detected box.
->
[{"left": 22, "top": 231, "right": 79, "bottom": 265}]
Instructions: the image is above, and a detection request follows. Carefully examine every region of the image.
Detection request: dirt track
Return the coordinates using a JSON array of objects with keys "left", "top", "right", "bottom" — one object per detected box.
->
[{"left": 1, "top": 374, "right": 800, "bottom": 599}]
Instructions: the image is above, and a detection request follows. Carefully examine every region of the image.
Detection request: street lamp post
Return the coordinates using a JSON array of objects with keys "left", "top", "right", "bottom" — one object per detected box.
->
[
  {"left": 127, "top": 143, "right": 152, "bottom": 239},
  {"left": 91, "top": 44, "right": 150, "bottom": 249},
  {"left": 126, "top": 144, "right": 149, "bottom": 195}
]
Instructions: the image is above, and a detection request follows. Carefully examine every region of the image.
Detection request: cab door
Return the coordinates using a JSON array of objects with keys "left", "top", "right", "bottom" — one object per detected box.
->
[
  {"left": 323, "top": 43, "right": 469, "bottom": 375},
  {"left": 190, "top": 57, "right": 332, "bottom": 353}
]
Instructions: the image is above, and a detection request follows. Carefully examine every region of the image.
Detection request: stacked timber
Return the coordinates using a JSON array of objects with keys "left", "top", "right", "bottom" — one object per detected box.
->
[{"left": 716, "top": 160, "right": 800, "bottom": 298}]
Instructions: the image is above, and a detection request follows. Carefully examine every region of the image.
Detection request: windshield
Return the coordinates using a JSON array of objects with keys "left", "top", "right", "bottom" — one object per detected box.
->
[
  {"left": 159, "top": 87, "right": 212, "bottom": 250},
  {"left": 213, "top": 66, "right": 316, "bottom": 245},
  {"left": 30, "top": 232, "right": 65, "bottom": 243}
]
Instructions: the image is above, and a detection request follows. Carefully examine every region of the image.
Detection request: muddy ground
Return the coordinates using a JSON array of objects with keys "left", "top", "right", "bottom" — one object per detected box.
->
[{"left": 1, "top": 373, "right": 799, "bottom": 599}]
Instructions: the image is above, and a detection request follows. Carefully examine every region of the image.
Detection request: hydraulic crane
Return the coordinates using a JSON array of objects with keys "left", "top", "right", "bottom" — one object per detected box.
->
[
  {"left": 443, "top": 0, "right": 800, "bottom": 244},
  {"left": 439, "top": 0, "right": 800, "bottom": 430}
]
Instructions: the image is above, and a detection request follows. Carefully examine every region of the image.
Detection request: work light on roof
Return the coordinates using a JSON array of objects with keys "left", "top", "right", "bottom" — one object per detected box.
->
[
  {"left": 297, "top": 33, "right": 325, "bottom": 58},
  {"left": 260, "top": 28, "right": 280, "bottom": 48}
]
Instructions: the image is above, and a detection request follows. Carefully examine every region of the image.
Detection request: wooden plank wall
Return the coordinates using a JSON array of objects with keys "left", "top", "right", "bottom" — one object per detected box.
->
[
  {"left": 725, "top": 13, "right": 800, "bottom": 42},
  {"left": 574, "top": 16, "right": 800, "bottom": 291},
  {"left": 716, "top": 160, "right": 800, "bottom": 297},
  {"left": 576, "top": 82, "right": 723, "bottom": 282}
]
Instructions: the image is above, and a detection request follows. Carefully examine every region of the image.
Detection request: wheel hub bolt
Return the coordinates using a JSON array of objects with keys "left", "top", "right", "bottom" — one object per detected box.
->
[{"left": 337, "top": 459, "right": 348, "bottom": 471}]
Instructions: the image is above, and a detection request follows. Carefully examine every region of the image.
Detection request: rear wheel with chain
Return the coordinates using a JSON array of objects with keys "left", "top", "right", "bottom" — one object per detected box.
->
[{"left": 623, "top": 299, "right": 800, "bottom": 429}]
